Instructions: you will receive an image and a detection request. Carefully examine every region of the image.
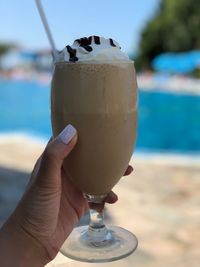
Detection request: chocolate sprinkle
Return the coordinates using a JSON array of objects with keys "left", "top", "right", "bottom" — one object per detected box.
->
[
  {"left": 66, "top": 45, "right": 78, "bottom": 62},
  {"left": 109, "top": 38, "right": 116, "bottom": 47},
  {"left": 94, "top": 36, "right": 100, "bottom": 44},
  {"left": 80, "top": 44, "right": 93, "bottom": 52},
  {"left": 75, "top": 39, "right": 81, "bottom": 44},
  {"left": 81, "top": 37, "right": 89, "bottom": 46},
  {"left": 88, "top": 36, "right": 92, "bottom": 45},
  {"left": 76, "top": 37, "right": 92, "bottom": 46}
]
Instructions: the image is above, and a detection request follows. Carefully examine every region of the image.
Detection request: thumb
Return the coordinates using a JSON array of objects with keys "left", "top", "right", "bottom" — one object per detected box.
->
[{"left": 39, "top": 124, "right": 78, "bottom": 177}]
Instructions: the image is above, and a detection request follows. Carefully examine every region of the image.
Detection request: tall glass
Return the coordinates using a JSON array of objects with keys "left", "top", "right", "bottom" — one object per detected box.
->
[{"left": 51, "top": 60, "right": 138, "bottom": 262}]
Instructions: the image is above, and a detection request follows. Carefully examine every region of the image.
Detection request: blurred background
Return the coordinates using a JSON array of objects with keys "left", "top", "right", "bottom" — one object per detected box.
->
[{"left": 0, "top": 0, "right": 199, "bottom": 266}]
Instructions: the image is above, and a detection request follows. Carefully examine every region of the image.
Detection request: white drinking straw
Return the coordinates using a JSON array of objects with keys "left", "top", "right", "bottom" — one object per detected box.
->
[{"left": 35, "top": 0, "right": 58, "bottom": 60}]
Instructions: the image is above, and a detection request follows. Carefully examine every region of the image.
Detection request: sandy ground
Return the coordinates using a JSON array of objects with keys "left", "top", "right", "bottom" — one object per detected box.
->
[{"left": 0, "top": 137, "right": 199, "bottom": 267}]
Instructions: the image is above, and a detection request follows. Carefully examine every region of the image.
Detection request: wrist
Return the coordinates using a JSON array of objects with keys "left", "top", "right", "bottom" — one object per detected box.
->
[{"left": 0, "top": 218, "right": 50, "bottom": 267}]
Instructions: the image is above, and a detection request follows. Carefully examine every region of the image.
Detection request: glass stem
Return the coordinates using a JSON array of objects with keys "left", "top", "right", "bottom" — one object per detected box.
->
[
  {"left": 84, "top": 194, "right": 112, "bottom": 244},
  {"left": 88, "top": 206, "right": 109, "bottom": 243}
]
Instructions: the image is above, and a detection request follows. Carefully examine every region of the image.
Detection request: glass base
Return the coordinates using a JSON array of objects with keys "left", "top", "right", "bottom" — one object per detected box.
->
[{"left": 60, "top": 225, "right": 138, "bottom": 263}]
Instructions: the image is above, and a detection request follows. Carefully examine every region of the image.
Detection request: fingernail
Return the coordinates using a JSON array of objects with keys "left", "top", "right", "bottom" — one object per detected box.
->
[{"left": 58, "top": 124, "right": 77, "bottom": 145}]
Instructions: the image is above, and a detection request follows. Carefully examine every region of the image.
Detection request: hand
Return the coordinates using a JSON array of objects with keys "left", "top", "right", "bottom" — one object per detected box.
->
[{"left": 0, "top": 125, "right": 133, "bottom": 266}]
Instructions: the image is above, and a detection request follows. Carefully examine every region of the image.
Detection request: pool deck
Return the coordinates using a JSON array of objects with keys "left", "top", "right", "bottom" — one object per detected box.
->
[{"left": 0, "top": 136, "right": 199, "bottom": 267}]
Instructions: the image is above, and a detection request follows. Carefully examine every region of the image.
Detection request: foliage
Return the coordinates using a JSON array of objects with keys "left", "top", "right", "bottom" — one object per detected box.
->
[
  {"left": 0, "top": 43, "right": 15, "bottom": 57},
  {"left": 135, "top": 0, "right": 200, "bottom": 70}
]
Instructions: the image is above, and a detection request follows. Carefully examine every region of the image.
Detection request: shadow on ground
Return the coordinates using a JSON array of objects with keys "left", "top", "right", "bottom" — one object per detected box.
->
[
  {"left": 0, "top": 166, "right": 29, "bottom": 226},
  {"left": 0, "top": 166, "right": 112, "bottom": 228}
]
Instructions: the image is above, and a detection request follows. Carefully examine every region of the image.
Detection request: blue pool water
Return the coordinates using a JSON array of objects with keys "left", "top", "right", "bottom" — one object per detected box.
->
[{"left": 0, "top": 80, "right": 200, "bottom": 153}]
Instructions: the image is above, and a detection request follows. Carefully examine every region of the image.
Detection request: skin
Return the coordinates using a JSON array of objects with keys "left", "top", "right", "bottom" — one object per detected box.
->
[{"left": 0, "top": 133, "right": 133, "bottom": 267}]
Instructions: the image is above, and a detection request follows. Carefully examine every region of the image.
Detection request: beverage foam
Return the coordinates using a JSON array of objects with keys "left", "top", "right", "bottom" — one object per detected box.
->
[{"left": 56, "top": 36, "right": 130, "bottom": 62}]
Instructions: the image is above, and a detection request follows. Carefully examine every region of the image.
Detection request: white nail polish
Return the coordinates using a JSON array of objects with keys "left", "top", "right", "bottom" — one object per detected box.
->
[{"left": 59, "top": 124, "right": 77, "bottom": 144}]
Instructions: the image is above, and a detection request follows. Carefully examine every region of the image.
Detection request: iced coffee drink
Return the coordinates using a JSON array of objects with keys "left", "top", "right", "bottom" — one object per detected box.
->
[
  {"left": 51, "top": 36, "right": 137, "bottom": 195},
  {"left": 51, "top": 36, "right": 138, "bottom": 262}
]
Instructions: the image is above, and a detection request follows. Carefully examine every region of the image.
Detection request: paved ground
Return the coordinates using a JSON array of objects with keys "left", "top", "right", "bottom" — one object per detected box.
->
[{"left": 0, "top": 138, "right": 199, "bottom": 266}]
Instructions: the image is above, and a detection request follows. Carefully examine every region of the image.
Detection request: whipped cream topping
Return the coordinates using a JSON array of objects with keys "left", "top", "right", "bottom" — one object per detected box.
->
[{"left": 56, "top": 36, "right": 130, "bottom": 62}]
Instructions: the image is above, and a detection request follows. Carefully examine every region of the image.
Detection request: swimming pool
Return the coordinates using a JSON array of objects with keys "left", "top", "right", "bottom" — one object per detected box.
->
[{"left": 0, "top": 80, "right": 200, "bottom": 153}]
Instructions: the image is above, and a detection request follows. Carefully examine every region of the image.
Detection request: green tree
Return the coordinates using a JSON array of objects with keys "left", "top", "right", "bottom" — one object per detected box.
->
[
  {"left": 0, "top": 42, "right": 16, "bottom": 69},
  {"left": 136, "top": 0, "right": 200, "bottom": 70},
  {"left": 0, "top": 43, "right": 14, "bottom": 56}
]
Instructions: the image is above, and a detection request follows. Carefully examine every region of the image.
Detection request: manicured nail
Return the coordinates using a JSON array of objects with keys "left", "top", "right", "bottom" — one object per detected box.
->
[{"left": 58, "top": 124, "right": 77, "bottom": 145}]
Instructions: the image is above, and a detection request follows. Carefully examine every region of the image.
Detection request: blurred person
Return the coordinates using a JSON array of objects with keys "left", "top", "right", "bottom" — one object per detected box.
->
[{"left": 0, "top": 124, "right": 133, "bottom": 267}]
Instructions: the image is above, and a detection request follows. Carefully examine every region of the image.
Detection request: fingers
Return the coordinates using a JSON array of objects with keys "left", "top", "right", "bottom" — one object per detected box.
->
[
  {"left": 103, "top": 166, "right": 133, "bottom": 206},
  {"left": 105, "top": 191, "right": 118, "bottom": 204},
  {"left": 34, "top": 124, "right": 77, "bottom": 188},
  {"left": 41, "top": 124, "right": 77, "bottom": 170},
  {"left": 88, "top": 191, "right": 118, "bottom": 212},
  {"left": 26, "top": 155, "right": 43, "bottom": 189},
  {"left": 123, "top": 165, "right": 134, "bottom": 176}
]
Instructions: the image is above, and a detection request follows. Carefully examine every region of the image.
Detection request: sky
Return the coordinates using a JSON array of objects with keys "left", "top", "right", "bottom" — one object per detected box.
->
[{"left": 0, "top": 0, "right": 160, "bottom": 55}]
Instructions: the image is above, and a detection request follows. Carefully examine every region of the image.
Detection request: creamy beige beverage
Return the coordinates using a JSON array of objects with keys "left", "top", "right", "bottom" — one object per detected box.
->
[{"left": 51, "top": 36, "right": 138, "bottom": 195}]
